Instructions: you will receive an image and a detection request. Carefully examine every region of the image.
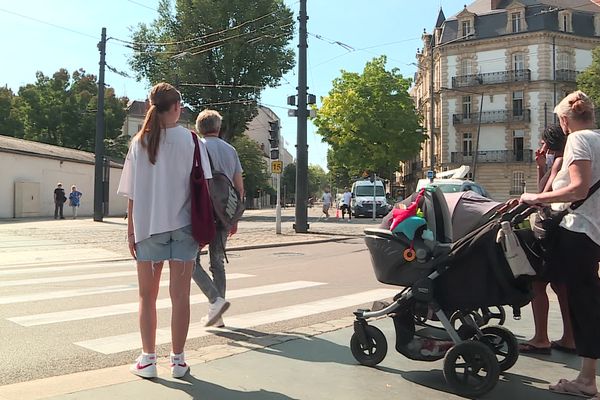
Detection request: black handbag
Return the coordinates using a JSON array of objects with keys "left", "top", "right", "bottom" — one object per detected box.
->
[{"left": 532, "top": 178, "right": 600, "bottom": 241}]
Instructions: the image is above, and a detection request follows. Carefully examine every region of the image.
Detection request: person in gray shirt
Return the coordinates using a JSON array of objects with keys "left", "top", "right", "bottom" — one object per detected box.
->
[{"left": 193, "top": 110, "right": 244, "bottom": 327}]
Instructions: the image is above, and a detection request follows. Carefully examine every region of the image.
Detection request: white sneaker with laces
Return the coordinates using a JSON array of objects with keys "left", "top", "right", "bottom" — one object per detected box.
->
[
  {"left": 201, "top": 315, "right": 225, "bottom": 328},
  {"left": 170, "top": 352, "right": 189, "bottom": 378},
  {"left": 204, "top": 297, "right": 230, "bottom": 327},
  {"left": 130, "top": 353, "right": 157, "bottom": 379}
]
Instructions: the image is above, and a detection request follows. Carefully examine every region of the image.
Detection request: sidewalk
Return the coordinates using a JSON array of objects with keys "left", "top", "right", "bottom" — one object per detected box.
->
[
  {"left": 0, "top": 208, "right": 379, "bottom": 259},
  {"left": 0, "top": 306, "right": 579, "bottom": 400}
]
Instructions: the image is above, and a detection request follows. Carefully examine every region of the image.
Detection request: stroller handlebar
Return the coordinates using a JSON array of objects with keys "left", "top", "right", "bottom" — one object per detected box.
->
[
  {"left": 511, "top": 206, "right": 538, "bottom": 225},
  {"left": 500, "top": 203, "right": 537, "bottom": 226}
]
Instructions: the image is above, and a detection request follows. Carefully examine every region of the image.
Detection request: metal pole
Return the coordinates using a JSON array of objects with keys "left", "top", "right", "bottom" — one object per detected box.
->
[
  {"left": 471, "top": 92, "right": 484, "bottom": 181},
  {"left": 276, "top": 173, "right": 282, "bottom": 234},
  {"left": 372, "top": 173, "right": 377, "bottom": 221},
  {"left": 429, "top": 35, "right": 436, "bottom": 182},
  {"left": 294, "top": 0, "right": 309, "bottom": 233},
  {"left": 94, "top": 27, "right": 106, "bottom": 222}
]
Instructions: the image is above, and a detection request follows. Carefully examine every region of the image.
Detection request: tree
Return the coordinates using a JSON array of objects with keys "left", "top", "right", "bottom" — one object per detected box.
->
[
  {"left": 232, "top": 135, "right": 271, "bottom": 209},
  {"left": 281, "top": 162, "right": 296, "bottom": 203},
  {"left": 312, "top": 56, "right": 425, "bottom": 181},
  {"left": 308, "top": 165, "right": 328, "bottom": 198},
  {"left": 0, "top": 87, "right": 23, "bottom": 137},
  {"left": 5, "top": 68, "right": 128, "bottom": 158},
  {"left": 129, "top": 0, "right": 295, "bottom": 141},
  {"left": 578, "top": 46, "right": 600, "bottom": 115}
]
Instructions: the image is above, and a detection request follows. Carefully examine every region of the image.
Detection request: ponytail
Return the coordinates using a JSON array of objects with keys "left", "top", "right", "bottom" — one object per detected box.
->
[{"left": 135, "top": 105, "right": 162, "bottom": 165}]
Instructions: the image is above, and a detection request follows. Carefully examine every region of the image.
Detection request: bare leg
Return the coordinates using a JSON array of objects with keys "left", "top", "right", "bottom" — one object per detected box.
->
[
  {"left": 525, "top": 281, "right": 551, "bottom": 348},
  {"left": 551, "top": 282, "right": 576, "bottom": 349},
  {"left": 137, "top": 261, "right": 163, "bottom": 353},
  {"left": 169, "top": 260, "right": 193, "bottom": 354}
]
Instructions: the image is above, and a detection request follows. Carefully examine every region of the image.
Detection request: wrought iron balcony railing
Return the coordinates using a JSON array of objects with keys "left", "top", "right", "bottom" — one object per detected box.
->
[
  {"left": 450, "top": 149, "right": 533, "bottom": 164},
  {"left": 452, "top": 109, "right": 531, "bottom": 125},
  {"left": 555, "top": 69, "right": 580, "bottom": 82},
  {"left": 452, "top": 69, "right": 531, "bottom": 88}
]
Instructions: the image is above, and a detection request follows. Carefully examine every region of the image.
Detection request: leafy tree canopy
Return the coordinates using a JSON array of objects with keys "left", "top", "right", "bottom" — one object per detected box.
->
[
  {"left": 578, "top": 46, "right": 600, "bottom": 118},
  {"left": 312, "top": 56, "right": 424, "bottom": 180},
  {"left": 232, "top": 134, "right": 272, "bottom": 208},
  {"left": 129, "top": 0, "right": 295, "bottom": 141},
  {"left": 0, "top": 68, "right": 128, "bottom": 159}
]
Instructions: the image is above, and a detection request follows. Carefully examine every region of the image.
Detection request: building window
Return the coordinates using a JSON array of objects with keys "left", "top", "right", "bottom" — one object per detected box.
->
[
  {"left": 513, "top": 91, "right": 524, "bottom": 117},
  {"left": 595, "top": 14, "right": 600, "bottom": 36},
  {"left": 558, "top": 11, "right": 572, "bottom": 33},
  {"left": 462, "top": 96, "right": 472, "bottom": 117},
  {"left": 557, "top": 52, "right": 572, "bottom": 70},
  {"left": 511, "top": 12, "right": 522, "bottom": 33},
  {"left": 460, "top": 59, "right": 473, "bottom": 76},
  {"left": 462, "top": 20, "right": 471, "bottom": 37},
  {"left": 513, "top": 130, "right": 524, "bottom": 161},
  {"left": 513, "top": 53, "right": 524, "bottom": 71},
  {"left": 462, "top": 133, "right": 473, "bottom": 156},
  {"left": 512, "top": 171, "right": 525, "bottom": 195}
]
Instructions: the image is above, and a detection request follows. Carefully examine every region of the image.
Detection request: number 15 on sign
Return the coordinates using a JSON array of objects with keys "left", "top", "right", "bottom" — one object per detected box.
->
[{"left": 271, "top": 160, "right": 283, "bottom": 174}]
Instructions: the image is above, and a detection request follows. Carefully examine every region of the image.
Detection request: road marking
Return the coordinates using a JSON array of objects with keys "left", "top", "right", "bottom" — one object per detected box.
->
[
  {"left": 0, "top": 273, "right": 254, "bottom": 305},
  {"left": 1, "top": 248, "right": 122, "bottom": 267},
  {"left": 8, "top": 281, "right": 325, "bottom": 326},
  {"left": 0, "top": 261, "right": 134, "bottom": 276},
  {"left": 0, "top": 271, "right": 139, "bottom": 288},
  {"left": 75, "top": 288, "right": 397, "bottom": 354}
]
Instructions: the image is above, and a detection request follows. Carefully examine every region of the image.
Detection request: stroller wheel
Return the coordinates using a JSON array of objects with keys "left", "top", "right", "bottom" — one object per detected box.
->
[
  {"left": 478, "top": 325, "right": 519, "bottom": 372},
  {"left": 450, "top": 310, "right": 484, "bottom": 330},
  {"left": 480, "top": 306, "right": 506, "bottom": 326},
  {"left": 350, "top": 325, "right": 388, "bottom": 366},
  {"left": 443, "top": 341, "right": 500, "bottom": 397}
]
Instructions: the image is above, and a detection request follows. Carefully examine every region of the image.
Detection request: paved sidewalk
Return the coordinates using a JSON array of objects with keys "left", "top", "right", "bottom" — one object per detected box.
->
[
  {"left": 0, "top": 208, "right": 379, "bottom": 259},
  {"left": 0, "top": 305, "right": 582, "bottom": 400}
]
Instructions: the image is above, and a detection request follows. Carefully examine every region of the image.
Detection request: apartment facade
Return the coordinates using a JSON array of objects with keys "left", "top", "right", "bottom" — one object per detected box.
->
[{"left": 407, "top": 0, "right": 600, "bottom": 201}]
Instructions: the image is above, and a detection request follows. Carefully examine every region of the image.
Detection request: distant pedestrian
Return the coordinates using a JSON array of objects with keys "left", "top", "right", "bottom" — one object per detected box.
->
[
  {"left": 53, "top": 183, "right": 66, "bottom": 219},
  {"left": 341, "top": 187, "right": 352, "bottom": 220},
  {"left": 322, "top": 187, "right": 333, "bottom": 219},
  {"left": 68, "top": 185, "right": 82, "bottom": 219},
  {"left": 117, "top": 82, "right": 213, "bottom": 380},
  {"left": 192, "top": 109, "right": 244, "bottom": 328}
]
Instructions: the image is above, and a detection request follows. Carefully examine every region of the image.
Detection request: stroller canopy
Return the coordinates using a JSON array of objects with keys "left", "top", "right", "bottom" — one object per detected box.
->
[{"left": 444, "top": 191, "right": 501, "bottom": 240}]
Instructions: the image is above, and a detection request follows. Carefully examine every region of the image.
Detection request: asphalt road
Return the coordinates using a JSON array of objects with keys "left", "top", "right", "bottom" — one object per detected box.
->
[{"left": 0, "top": 237, "right": 399, "bottom": 386}]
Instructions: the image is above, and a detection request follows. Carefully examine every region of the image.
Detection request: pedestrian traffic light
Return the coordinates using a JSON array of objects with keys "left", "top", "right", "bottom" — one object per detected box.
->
[{"left": 268, "top": 120, "right": 279, "bottom": 160}]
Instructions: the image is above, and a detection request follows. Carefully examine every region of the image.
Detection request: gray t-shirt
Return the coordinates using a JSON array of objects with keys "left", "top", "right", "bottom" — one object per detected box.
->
[
  {"left": 204, "top": 136, "right": 243, "bottom": 183},
  {"left": 552, "top": 129, "right": 600, "bottom": 245}
]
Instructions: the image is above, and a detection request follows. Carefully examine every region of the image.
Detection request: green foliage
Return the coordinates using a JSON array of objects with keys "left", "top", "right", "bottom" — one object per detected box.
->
[
  {"left": 232, "top": 135, "right": 271, "bottom": 208},
  {"left": 281, "top": 162, "right": 296, "bottom": 202},
  {"left": 129, "top": 0, "right": 295, "bottom": 141},
  {"left": 0, "top": 68, "right": 128, "bottom": 159},
  {"left": 279, "top": 162, "right": 329, "bottom": 202},
  {"left": 312, "top": 56, "right": 425, "bottom": 180},
  {"left": 578, "top": 47, "right": 600, "bottom": 117}
]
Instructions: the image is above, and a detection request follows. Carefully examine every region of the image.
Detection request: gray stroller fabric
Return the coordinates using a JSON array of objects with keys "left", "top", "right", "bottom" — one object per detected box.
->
[{"left": 444, "top": 191, "right": 500, "bottom": 241}]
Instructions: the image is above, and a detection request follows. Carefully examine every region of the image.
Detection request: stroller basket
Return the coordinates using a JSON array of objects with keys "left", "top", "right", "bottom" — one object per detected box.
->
[{"left": 364, "top": 229, "right": 435, "bottom": 286}]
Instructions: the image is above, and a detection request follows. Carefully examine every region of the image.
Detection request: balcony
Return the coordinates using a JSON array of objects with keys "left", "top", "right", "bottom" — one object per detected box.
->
[
  {"left": 450, "top": 150, "right": 533, "bottom": 164},
  {"left": 452, "top": 69, "right": 531, "bottom": 88},
  {"left": 555, "top": 69, "right": 580, "bottom": 82},
  {"left": 452, "top": 109, "right": 531, "bottom": 125}
]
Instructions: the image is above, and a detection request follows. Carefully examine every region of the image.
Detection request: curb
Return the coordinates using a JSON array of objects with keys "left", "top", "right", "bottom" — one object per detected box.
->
[
  {"left": 209, "top": 235, "right": 354, "bottom": 253},
  {"left": 0, "top": 317, "right": 358, "bottom": 400}
]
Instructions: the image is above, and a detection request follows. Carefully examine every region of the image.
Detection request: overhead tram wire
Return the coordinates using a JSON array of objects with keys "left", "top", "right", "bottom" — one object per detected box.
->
[
  {"left": 125, "top": 0, "right": 159, "bottom": 12},
  {"left": 0, "top": 7, "right": 98, "bottom": 40}
]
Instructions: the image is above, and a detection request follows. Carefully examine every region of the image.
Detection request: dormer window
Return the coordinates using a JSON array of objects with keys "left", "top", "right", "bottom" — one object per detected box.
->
[
  {"left": 462, "top": 20, "right": 472, "bottom": 37},
  {"left": 595, "top": 14, "right": 600, "bottom": 36},
  {"left": 511, "top": 12, "right": 522, "bottom": 33},
  {"left": 558, "top": 10, "right": 572, "bottom": 33}
]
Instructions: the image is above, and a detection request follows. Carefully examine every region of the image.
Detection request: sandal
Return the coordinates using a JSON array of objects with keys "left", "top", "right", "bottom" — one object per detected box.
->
[
  {"left": 550, "top": 379, "right": 598, "bottom": 398},
  {"left": 551, "top": 340, "right": 577, "bottom": 354},
  {"left": 518, "top": 342, "right": 551, "bottom": 355}
]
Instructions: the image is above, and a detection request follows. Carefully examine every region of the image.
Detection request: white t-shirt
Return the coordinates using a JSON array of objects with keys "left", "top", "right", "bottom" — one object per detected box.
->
[
  {"left": 551, "top": 129, "right": 600, "bottom": 246},
  {"left": 322, "top": 192, "right": 333, "bottom": 205},
  {"left": 117, "top": 126, "right": 212, "bottom": 243},
  {"left": 342, "top": 191, "right": 352, "bottom": 206}
]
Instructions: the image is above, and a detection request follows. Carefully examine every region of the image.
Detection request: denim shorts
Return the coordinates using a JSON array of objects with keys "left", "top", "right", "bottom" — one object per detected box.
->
[{"left": 136, "top": 225, "right": 198, "bottom": 262}]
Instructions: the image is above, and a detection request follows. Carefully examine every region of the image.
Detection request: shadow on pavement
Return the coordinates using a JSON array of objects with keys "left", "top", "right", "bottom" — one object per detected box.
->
[
  {"left": 376, "top": 366, "right": 554, "bottom": 399},
  {"left": 517, "top": 351, "right": 593, "bottom": 375},
  {"left": 154, "top": 376, "right": 299, "bottom": 400}
]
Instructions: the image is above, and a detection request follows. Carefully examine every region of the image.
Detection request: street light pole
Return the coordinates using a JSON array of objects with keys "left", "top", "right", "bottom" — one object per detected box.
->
[
  {"left": 429, "top": 36, "right": 435, "bottom": 182},
  {"left": 94, "top": 27, "right": 106, "bottom": 222}
]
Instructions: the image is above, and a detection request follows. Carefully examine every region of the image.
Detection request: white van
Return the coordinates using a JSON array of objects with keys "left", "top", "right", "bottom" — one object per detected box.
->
[{"left": 351, "top": 179, "right": 389, "bottom": 217}]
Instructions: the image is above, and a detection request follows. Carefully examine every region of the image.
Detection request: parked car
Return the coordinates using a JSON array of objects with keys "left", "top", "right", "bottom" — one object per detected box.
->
[{"left": 415, "top": 165, "right": 491, "bottom": 199}]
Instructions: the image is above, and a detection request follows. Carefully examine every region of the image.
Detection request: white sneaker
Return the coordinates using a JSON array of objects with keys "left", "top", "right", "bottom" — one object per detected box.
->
[
  {"left": 204, "top": 297, "right": 230, "bottom": 327},
  {"left": 130, "top": 353, "right": 157, "bottom": 379},
  {"left": 201, "top": 315, "right": 225, "bottom": 328},
  {"left": 170, "top": 352, "right": 189, "bottom": 378}
]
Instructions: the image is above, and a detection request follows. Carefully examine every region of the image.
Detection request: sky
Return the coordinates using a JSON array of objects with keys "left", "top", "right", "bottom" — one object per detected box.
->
[{"left": 0, "top": 0, "right": 469, "bottom": 169}]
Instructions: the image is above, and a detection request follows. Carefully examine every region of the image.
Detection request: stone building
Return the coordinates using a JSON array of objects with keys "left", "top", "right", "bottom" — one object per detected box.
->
[{"left": 407, "top": 0, "right": 600, "bottom": 201}]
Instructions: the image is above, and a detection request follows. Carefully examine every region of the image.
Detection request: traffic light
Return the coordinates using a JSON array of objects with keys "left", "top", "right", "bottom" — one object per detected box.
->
[{"left": 268, "top": 120, "right": 280, "bottom": 159}]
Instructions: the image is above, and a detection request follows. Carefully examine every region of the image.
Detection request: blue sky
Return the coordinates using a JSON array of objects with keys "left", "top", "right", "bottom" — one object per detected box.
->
[{"left": 0, "top": 0, "right": 469, "bottom": 168}]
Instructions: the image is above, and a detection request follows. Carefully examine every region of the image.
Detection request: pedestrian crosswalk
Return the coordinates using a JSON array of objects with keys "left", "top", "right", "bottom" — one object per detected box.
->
[{"left": 1, "top": 234, "right": 397, "bottom": 363}]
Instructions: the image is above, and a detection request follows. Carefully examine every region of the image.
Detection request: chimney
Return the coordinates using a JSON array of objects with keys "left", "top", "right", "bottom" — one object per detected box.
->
[{"left": 491, "top": 0, "right": 503, "bottom": 9}]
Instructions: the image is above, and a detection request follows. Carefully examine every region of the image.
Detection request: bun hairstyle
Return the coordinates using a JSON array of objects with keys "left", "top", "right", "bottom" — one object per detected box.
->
[
  {"left": 135, "top": 82, "right": 182, "bottom": 164},
  {"left": 554, "top": 90, "right": 595, "bottom": 124}
]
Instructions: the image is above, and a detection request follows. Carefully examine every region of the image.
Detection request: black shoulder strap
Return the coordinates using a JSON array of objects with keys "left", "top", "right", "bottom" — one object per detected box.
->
[{"left": 571, "top": 178, "right": 600, "bottom": 210}]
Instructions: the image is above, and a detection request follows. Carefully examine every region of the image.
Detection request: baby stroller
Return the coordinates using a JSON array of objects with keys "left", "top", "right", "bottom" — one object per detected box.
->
[{"left": 351, "top": 188, "right": 538, "bottom": 397}]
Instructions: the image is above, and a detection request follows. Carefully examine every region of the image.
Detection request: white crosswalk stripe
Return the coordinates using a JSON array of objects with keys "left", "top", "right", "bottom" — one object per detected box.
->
[
  {"left": 75, "top": 289, "right": 398, "bottom": 354},
  {"left": 0, "top": 260, "right": 134, "bottom": 276},
  {"left": 2, "top": 247, "right": 123, "bottom": 267}
]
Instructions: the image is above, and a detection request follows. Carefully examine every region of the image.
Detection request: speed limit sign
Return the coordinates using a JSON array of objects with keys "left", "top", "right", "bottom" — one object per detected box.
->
[{"left": 271, "top": 160, "right": 283, "bottom": 174}]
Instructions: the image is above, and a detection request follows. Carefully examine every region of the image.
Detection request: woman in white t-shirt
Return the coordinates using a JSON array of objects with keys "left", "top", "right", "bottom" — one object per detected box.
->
[
  {"left": 521, "top": 91, "right": 600, "bottom": 399},
  {"left": 117, "top": 82, "right": 212, "bottom": 380}
]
